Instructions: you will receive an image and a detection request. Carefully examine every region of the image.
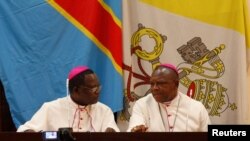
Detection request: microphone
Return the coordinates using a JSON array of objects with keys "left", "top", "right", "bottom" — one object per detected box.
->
[{"left": 58, "top": 127, "right": 76, "bottom": 141}]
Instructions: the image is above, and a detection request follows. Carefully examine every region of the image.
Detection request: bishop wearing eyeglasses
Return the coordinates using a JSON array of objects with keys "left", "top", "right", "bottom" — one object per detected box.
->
[{"left": 17, "top": 66, "right": 119, "bottom": 132}]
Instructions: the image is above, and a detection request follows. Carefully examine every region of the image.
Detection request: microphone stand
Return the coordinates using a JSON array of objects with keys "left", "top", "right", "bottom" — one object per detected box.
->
[{"left": 58, "top": 128, "right": 76, "bottom": 141}]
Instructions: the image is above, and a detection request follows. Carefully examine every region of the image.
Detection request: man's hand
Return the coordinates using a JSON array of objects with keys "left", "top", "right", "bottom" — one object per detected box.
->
[
  {"left": 24, "top": 129, "right": 35, "bottom": 132},
  {"left": 105, "top": 127, "right": 116, "bottom": 132},
  {"left": 131, "top": 125, "right": 148, "bottom": 132}
]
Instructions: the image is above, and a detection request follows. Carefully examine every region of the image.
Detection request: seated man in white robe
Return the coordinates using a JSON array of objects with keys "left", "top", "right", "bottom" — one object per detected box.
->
[
  {"left": 17, "top": 66, "right": 119, "bottom": 132},
  {"left": 127, "top": 63, "right": 211, "bottom": 132}
]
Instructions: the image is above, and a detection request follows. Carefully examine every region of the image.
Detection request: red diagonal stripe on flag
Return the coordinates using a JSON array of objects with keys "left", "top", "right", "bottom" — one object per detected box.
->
[{"left": 54, "top": 0, "right": 122, "bottom": 68}]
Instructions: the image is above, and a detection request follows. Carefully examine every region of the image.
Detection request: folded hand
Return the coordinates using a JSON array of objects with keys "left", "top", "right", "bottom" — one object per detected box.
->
[{"left": 131, "top": 125, "right": 148, "bottom": 132}]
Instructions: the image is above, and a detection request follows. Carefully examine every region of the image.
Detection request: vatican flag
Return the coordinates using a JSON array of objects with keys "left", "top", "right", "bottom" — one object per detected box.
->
[{"left": 118, "top": 0, "right": 250, "bottom": 131}]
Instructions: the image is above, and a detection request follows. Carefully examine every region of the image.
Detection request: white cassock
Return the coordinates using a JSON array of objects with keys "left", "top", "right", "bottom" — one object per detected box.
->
[
  {"left": 17, "top": 96, "right": 119, "bottom": 132},
  {"left": 127, "top": 92, "right": 211, "bottom": 132}
]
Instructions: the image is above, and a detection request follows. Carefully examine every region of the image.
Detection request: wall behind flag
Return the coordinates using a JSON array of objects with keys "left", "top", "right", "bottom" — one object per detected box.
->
[{"left": 0, "top": 0, "right": 123, "bottom": 128}]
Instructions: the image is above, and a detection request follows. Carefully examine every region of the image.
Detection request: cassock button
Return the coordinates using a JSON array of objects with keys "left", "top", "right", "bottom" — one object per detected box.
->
[
  {"left": 169, "top": 126, "right": 173, "bottom": 129},
  {"left": 168, "top": 114, "right": 171, "bottom": 117},
  {"left": 80, "top": 118, "right": 83, "bottom": 120}
]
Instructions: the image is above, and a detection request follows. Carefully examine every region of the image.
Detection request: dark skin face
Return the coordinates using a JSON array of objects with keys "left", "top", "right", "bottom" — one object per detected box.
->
[
  {"left": 24, "top": 73, "right": 115, "bottom": 132},
  {"left": 70, "top": 73, "right": 100, "bottom": 106},
  {"left": 131, "top": 66, "right": 179, "bottom": 132},
  {"left": 150, "top": 66, "right": 179, "bottom": 103}
]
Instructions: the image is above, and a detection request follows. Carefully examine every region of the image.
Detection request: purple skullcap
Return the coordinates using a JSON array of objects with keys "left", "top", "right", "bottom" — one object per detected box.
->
[
  {"left": 68, "top": 66, "right": 89, "bottom": 80},
  {"left": 159, "top": 63, "right": 178, "bottom": 75}
]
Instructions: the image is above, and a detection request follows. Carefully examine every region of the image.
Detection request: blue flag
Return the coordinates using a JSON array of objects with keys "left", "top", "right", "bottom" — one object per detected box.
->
[{"left": 0, "top": 0, "right": 123, "bottom": 128}]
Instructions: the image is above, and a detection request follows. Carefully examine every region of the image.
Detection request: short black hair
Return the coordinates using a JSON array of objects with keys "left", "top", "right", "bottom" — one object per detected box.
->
[{"left": 68, "top": 69, "right": 94, "bottom": 93}]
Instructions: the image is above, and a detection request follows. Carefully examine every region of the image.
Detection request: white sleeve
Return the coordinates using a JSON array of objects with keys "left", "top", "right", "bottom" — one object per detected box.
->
[
  {"left": 127, "top": 101, "right": 147, "bottom": 132},
  {"left": 101, "top": 108, "right": 120, "bottom": 132},
  {"left": 17, "top": 103, "right": 49, "bottom": 132},
  {"left": 199, "top": 103, "right": 211, "bottom": 131}
]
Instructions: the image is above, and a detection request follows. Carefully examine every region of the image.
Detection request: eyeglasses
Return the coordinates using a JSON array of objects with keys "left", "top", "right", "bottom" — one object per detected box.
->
[{"left": 82, "top": 85, "right": 102, "bottom": 93}]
